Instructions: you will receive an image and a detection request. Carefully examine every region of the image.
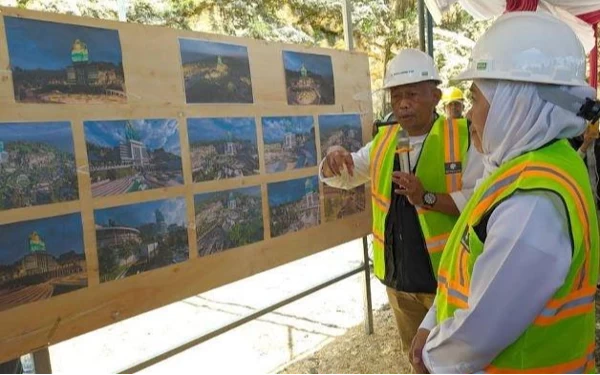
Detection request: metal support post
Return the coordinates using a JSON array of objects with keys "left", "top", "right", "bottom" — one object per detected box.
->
[
  {"left": 418, "top": 0, "right": 426, "bottom": 52},
  {"left": 342, "top": 0, "right": 354, "bottom": 51},
  {"left": 426, "top": 9, "right": 434, "bottom": 57},
  {"left": 361, "top": 236, "right": 374, "bottom": 334}
]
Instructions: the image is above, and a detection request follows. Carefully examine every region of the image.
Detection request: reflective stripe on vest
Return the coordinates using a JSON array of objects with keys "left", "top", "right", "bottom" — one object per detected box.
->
[
  {"left": 369, "top": 116, "right": 469, "bottom": 280},
  {"left": 435, "top": 140, "right": 599, "bottom": 373}
]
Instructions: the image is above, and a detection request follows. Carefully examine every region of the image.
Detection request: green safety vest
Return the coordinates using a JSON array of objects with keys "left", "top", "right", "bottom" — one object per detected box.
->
[
  {"left": 370, "top": 115, "right": 469, "bottom": 280},
  {"left": 436, "top": 139, "right": 599, "bottom": 373}
]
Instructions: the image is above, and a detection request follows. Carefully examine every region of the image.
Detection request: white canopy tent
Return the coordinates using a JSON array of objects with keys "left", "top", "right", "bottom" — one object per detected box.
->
[{"left": 424, "top": 0, "right": 600, "bottom": 53}]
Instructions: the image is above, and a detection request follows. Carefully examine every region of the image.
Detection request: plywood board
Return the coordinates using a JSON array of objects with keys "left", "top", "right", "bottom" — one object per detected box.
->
[{"left": 0, "top": 6, "right": 373, "bottom": 361}]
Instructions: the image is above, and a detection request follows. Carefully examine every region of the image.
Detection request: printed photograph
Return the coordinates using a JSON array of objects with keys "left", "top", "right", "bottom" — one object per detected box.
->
[
  {"left": 262, "top": 116, "right": 317, "bottom": 174},
  {"left": 283, "top": 51, "right": 335, "bottom": 105},
  {"left": 195, "top": 186, "right": 263, "bottom": 257},
  {"left": 0, "top": 213, "right": 86, "bottom": 312},
  {"left": 5, "top": 16, "right": 126, "bottom": 104},
  {"left": 0, "top": 122, "right": 78, "bottom": 211},
  {"left": 188, "top": 118, "right": 259, "bottom": 182},
  {"left": 319, "top": 114, "right": 363, "bottom": 157},
  {"left": 84, "top": 119, "right": 183, "bottom": 197},
  {"left": 268, "top": 176, "right": 320, "bottom": 238},
  {"left": 94, "top": 198, "right": 189, "bottom": 283},
  {"left": 179, "top": 38, "right": 253, "bottom": 103},
  {"left": 323, "top": 185, "right": 366, "bottom": 222}
]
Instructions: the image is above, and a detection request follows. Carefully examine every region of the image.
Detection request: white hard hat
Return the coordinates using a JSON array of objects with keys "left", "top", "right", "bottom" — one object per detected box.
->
[
  {"left": 455, "top": 12, "right": 587, "bottom": 86},
  {"left": 383, "top": 49, "right": 441, "bottom": 90}
]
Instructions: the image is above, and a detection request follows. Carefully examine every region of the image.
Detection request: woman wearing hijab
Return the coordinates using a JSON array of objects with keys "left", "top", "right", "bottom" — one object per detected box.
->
[{"left": 409, "top": 11, "right": 600, "bottom": 374}]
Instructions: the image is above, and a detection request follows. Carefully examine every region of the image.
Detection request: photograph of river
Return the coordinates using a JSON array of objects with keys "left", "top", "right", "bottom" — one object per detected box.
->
[{"left": 262, "top": 116, "right": 317, "bottom": 174}]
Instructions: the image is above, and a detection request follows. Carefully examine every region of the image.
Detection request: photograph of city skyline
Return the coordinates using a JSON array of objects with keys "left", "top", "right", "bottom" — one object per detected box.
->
[
  {"left": 262, "top": 116, "right": 317, "bottom": 174},
  {"left": 283, "top": 51, "right": 335, "bottom": 105},
  {"left": 94, "top": 198, "right": 189, "bottom": 283},
  {"left": 0, "top": 213, "right": 86, "bottom": 312},
  {"left": 268, "top": 176, "right": 320, "bottom": 238},
  {"left": 0, "top": 122, "right": 78, "bottom": 211},
  {"left": 5, "top": 16, "right": 126, "bottom": 104},
  {"left": 195, "top": 186, "right": 264, "bottom": 257},
  {"left": 84, "top": 119, "right": 184, "bottom": 197},
  {"left": 319, "top": 114, "right": 363, "bottom": 157},
  {"left": 188, "top": 117, "right": 259, "bottom": 182},
  {"left": 180, "top": 38, "right": 253, "bottom": 103}
]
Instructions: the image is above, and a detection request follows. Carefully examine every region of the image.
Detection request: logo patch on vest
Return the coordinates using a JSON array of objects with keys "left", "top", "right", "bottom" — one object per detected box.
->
[{"left": 445, "top": 162, "right": 462, "bottom": 175}]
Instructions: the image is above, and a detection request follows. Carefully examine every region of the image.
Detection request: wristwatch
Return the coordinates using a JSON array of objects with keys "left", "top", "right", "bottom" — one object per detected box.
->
[{"left": 422, "top": 191, "right": 437, "bottom": 207}]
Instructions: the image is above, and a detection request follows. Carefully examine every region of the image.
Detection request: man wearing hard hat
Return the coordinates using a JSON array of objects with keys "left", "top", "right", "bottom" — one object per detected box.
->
[
  {"left": 441, "top": 87, "right": 466, "bottom": 120},
  {"left": 320, "top": 48, "right": 483, "bottom": 364},
  {"left": 410, "top": 11, "right": 600, "bottom": 373}
]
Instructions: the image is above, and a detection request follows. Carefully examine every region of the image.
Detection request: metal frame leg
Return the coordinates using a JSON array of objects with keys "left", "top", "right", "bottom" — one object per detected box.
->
[{"left": 362, "top": 236, "right": 374, "bottom": 335}]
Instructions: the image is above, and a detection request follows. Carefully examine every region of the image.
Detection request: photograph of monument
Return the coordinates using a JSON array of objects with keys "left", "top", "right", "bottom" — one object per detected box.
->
[
  {"left": 323, "top": 185, "right": 366, "bottom": 222},
  {"left": 5, "top": 16, "right": 126, "bottom": 104},
  {"left": 195, "top": 186, "right": 264, "bottom": 257},
  {"left": 94, "top": 198, "right": 189, "bottom": 283},
  {"left": 283, "top": 51, "right": 335, "bottom": 105},
  {"left": 262, "top": 116, "right": 317, "bottom": 173},
  {"left": 0, "top": 213, "right": 86, "bottom": 312},
  {"left": 179, "top": 38, "right": 253, "bottom": 103},
  {"left": 268, "top": 176, "right": 320, "bottom": 237},
  {"left": 319, "top": 114, "right": 363, "bottom": 157},
  {"left": 0, "top": 122, "right": 78, "bottom": 211},
  {"left": 188, "top": 117, "right": 259, "bottom": 182},
  {"left": 84, "top": 119, "right": 184, "bottom": 197}
]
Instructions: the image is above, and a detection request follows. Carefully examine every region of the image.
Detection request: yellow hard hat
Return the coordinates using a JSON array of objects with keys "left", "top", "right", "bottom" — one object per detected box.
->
[{"left": 442, "top": 87, "right": 464, "bottom": 104}]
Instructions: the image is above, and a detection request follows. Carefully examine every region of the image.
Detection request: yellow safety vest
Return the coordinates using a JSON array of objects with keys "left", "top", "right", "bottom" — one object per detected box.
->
[
  {"left": 437, "top": 139, "right": 599, "bottom": 373},
  {"left": 370, "top": 115, "right": 469, "bottom": 280}
]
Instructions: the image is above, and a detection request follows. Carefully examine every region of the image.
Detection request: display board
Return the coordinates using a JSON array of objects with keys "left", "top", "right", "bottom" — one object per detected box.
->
[{"left": 0, "top": 6, "right": 373, "bottom": 361}]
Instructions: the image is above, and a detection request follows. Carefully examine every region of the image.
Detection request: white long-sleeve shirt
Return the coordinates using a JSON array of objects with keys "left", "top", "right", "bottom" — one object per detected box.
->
[
  {"left": 420, "top": 190, "right": 573, "bottom": 374},
  {"left": 319, "top": 135, "right": 484, "bottom": 212}
]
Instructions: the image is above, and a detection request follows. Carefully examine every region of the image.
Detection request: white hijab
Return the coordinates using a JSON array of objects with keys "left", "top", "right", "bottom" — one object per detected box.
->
[{"left": 475, "top": 80, "right": 596, "bottom": 177}]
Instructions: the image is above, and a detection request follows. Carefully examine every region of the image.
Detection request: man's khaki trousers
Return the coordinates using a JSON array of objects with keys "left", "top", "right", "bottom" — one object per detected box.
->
[{"left": 386, "top": 287, "right": 435, "bottom": 358}]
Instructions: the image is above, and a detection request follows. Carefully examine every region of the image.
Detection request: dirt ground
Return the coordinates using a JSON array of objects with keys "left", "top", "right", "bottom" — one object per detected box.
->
[
  {"left": 280, "top": 304, "right": 411, "bottom": 374},
  {"left": 281, "top": 291, "right": 600, "bottom": 374}
]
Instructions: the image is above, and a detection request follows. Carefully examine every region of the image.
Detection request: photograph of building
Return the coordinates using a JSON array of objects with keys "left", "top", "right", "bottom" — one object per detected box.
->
[
  {"left": 188, "top": 118, "right": 259, "bottom": 182},
  {"left": 5, "top": 17, "right": 126, "bottom": 104},
  {"left": 283, "top": 51, "right": 335, "bottom": 105},
  {"left": 179, "top": 38, "right": 253, "bottom": 103},
  {"left": 0, "top": 122, "right": 78, "bottom": 211},
  {"left": 262, "top": 116, "right": 317, "bottom": 173},
  {"left": 318, "top": 114, "right": 363, "bottom": 158},
  {"left": 268, "top": 176, "right": 320, "bottom": 238},
  {"left": 0, "top": 213, "right": 86, "bottom": 312},
  {"left": 94, "top": 198, "right": 189, "bottom": 283},
  {"left": 323, "top": 185, "right": 366, "bottom": 222},
  {"left": 195, "top": 186, "right": 263, "bottom": 257},
  {"left": 84, "top": 119, "right": 184, "bottom": 197}
]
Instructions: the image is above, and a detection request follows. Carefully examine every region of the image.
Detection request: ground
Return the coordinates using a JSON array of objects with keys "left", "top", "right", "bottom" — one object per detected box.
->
[
  {"left": 281, "top": 291, "right": 600, "bottom": 374},
  {"left": 280, "top": 305, "right": 411, "bottom": 374}
]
